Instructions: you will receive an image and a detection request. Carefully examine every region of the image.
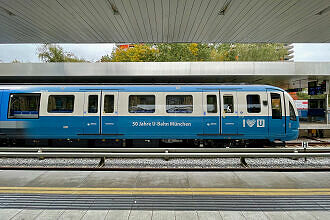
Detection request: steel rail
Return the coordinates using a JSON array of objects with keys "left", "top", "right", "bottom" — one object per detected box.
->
[
  {"left": 0, "top": 152, "right": 330, "bottom": 158},
  {"left": 0, "top": 147, "right": 329, "bottom": 153}
]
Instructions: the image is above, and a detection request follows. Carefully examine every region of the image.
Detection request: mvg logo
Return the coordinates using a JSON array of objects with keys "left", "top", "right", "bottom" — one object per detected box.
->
[{"left": 243, "top": 119, "right": 265, "bottom": 128}]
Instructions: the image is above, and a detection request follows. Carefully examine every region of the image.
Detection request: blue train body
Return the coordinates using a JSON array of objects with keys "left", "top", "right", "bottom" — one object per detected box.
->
[{"left": 0, "top": 84, "right": 299, "bottom": 146}]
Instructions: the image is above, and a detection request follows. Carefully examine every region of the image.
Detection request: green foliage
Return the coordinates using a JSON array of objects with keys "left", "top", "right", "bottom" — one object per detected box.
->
[
  {"left": 296, "top": 89, "right": 327, "bottom": 100},
  {"left": 101, "top": 44, "right": 158, "bottom": 62},
  {"left": 212, "top": 44, "right": 237, "bottom": 61},
  {"left": 100, "top": 54, "right": 112, "bottom": 62},
  {"left": 213, "top": 43, "right": 287, "bottom": 61},
  {"left": 296, "top": 91, "right": 310, "bottom": 100},
  {"left": 155, "top": 43, "right": 213, "bottom": 62},
  {"left": 101, "top": 43, "right": 288, "bottom": 62},
  {"left": 38, "top": 44, "right": 87, "bottom": 63},
  {"left": 11, "top": 59, "right": 21, "bottom": 63}
]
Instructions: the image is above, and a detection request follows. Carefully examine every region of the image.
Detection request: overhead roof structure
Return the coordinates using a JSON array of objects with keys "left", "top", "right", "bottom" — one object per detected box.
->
[
  {"left": 0, "top": 0, "right": 329, "bottom": 43},
  {"left": 0, "top": 62, "right": 329, "bottom": 89}
]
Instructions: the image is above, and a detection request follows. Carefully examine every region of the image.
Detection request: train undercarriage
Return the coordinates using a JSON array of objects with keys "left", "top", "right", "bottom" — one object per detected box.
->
[{"left": 0, "top": 138, "right": 275, "bottom": 148}]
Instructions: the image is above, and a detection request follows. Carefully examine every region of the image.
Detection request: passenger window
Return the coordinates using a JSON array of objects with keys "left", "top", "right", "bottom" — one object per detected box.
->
[
  {"left": 104, "top": 95, "right": 114, "bottom": 113},
  {"left": 223, "top": 95, "right": 234, "bottom": 113},
  {"left": 207, "top": 95, "right": 217, "bottom": 113},
  {"left": 246, "top": 95, "right": 261, "bottom": 113},
  {"left": 88, "top": 95, "right": 98, "bottom": 113},
  {"left": 129, "top": 95, "right": 155, "bottom": 113},
  {"left": 48, "top": 95, "right": 74, "bottom": 113},
  {"left": 289, "top": 102, "right": 296, "bottom": 121},
  {"left": 271, "top": 93, "right": 282, "bottom": 119},
  {"left": 8, "top": 93, "right": 40, "bottom": 119},
  {"left": 166, "top": 95, "right": 193, "bottom": 113}
]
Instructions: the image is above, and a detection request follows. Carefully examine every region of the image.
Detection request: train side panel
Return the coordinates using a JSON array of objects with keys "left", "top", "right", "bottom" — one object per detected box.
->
[{"left": 0, "top": 85, "right": 299, "bottom": 143}]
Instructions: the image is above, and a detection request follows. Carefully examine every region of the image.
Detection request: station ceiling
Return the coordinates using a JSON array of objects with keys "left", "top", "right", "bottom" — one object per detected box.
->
[
  {"left": 0, "top": 0, "right": 329, "bottom": 43},
  {"left": 0, "top": 62, "right": 329, "bottom": 89}
]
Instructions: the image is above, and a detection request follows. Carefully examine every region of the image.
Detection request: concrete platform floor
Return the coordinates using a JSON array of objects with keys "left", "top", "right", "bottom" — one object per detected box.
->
[
  {"left": 0, "top": 209, "right": 329, "bottom": 220},
  {"left": 1, "top": 170, "right": 329, "bottom": 189},
  {"left": 0, "top": 170, "right": 329, "bottom": 219}
]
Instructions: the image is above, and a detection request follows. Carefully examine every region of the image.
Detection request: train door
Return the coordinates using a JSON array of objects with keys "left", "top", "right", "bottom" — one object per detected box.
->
[
  {"left": 237, "top": 91, "right": 268, "bottom": 138},
  {"left": 83, "top": 92, "right": 101, "bottom": 134},
  {"left": 267, "top": 89, "right": 286, "bottom": 139},
  {"left": 0, "top": 91, "right": 2, "bottom": 119},
  {"left": 202, "top": 91, "right": 220, "bottom": 135},
  {"left": 101, "top": 91, "right": 119, "bottom": 135},
  {"left": 221, "top": 90, "right": 238, "bottom": 134}
]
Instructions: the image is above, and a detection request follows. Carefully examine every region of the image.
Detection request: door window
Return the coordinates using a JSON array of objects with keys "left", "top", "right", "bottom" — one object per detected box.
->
[
  {"left": 207, "top": 95, "right": 217, "bottom": 113},
  {"left": 289, "top": 102, "right": 296, "bottom": 121},
  {"left": 88, "top": 95, "right": 98, "bottom": 113},
  {"left": 271, "top": 93, "right": 282, "bottom": 119},
  {"left": 104, "top": 95, "right": 114, "bottom": 113},
  {"left": 223, "top": 95, "right": 234, "bottom": 113}
]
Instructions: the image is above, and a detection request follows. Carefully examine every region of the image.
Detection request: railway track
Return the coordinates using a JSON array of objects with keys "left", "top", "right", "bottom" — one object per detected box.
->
[
  {"left": 0, "top": 146, "right": 329, "bottom": 171},
  {"left": 0, "top": 147, "right": 330, "bottom": 158}
]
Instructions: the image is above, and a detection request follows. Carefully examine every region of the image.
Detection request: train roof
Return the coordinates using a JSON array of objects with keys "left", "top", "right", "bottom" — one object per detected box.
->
[{"left": 0, "top": 84, "right": 284, "bottom": 92}]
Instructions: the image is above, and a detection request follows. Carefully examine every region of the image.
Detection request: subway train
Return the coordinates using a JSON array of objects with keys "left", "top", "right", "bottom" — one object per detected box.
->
[{"left": 0, "top": 84, "right": 299, "bottom": 147}]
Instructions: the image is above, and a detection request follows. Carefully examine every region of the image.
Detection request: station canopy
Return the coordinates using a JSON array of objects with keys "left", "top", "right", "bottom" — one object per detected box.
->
[
  {"left": 0, "top": 0, "right": 329, "bottom": 43},
  {"left": 0, "top": 62, "right": 329, "bottom": 89}
]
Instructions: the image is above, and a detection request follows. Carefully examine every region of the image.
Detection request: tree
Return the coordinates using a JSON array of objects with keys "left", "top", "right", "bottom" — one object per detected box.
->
[
  {"left": 99, "top": 54, "right": 112, "bottom": 62},
  {"left": 101, "top": 43, "right": 213, "bottom": 62},
  {"left": 214, "top": 43, "right": 288, "bottom": 61},
  {"left": 100, "top": 43, "right": 289, "bottom": 62},
  {"left": 212, "top": 44, "right": 237, "bottom": 61},
  {"left": 155, "top": 43, "right": 212, "bottom": 62},
  {"left": 12, "top": 59, "right": 21, "bottom": 63},
  {"left": 38, "top": 44, "right": 87, "bottom": 62},
  {"left": 101, "top": 44, "right": 158, "bottom": 62}
]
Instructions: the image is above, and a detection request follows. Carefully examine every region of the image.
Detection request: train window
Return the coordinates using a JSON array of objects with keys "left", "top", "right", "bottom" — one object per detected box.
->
[
  {"left": 129, "top": 95, "right": 155, "bottom": 113},
  {"left": 246, "top": 95, "right": 261, "bottom": 113},
  {"left": 88, "top": 95, "right": 98, "bottom": 113},
  {"left": 8, "top": 93, "right": 40, "bottom": 119},
  {"left": 271, "top": 93, "right": 282, "bottom": 119},
  {"left": 223, "top": 96, "right": 234, "bottom": 113},
  {"left": 48, "top": 95, "right": 74, "bottom": 113},
  {"left": 104, "top": 95, "right": 114, "bottom": 113},
  {"left": 166, "top": 95, "right": 193, "bottom": 113},
  {"left": 289, "top": 102, "right": 296, "bottom": 121},
  {"left": 207, "top": 95, "right": 217, "bottom": 113}
]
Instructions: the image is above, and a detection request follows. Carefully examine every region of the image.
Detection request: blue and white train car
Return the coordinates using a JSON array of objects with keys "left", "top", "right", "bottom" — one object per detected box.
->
[{"left": 0, "top": 85, "right": 299, "bottom": 147}]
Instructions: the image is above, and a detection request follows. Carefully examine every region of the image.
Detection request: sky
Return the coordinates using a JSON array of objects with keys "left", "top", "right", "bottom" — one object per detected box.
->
[
  {"left": 0, "top": 43, "right": 330, "bottom": 63},
  {"left": 0, "top": 44, "right": 116, "bottom": 63}
]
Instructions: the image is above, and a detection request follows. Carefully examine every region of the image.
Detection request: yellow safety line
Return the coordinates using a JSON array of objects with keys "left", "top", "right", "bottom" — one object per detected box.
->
[
  {"left": 0, "top": 187, "right": 329, "bottom": 196},
  {"left": 0, "top": 187, "right": 329, "bottom": 192},
  {"left": 0, "top": 190, "right": 329, "bottom": 196}
]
